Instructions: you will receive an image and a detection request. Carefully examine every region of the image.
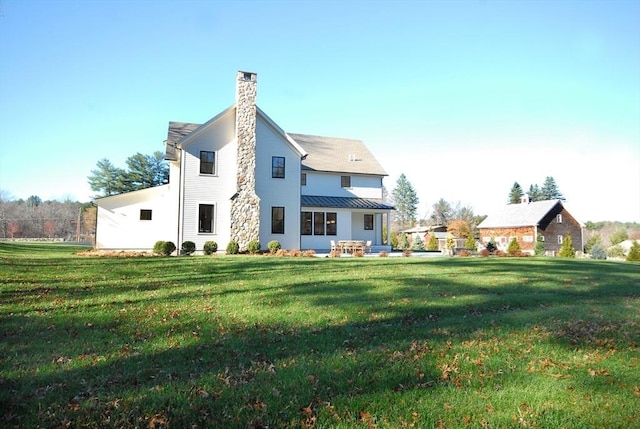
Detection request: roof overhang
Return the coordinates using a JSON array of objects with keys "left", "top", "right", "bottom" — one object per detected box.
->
[{"left": 301, "top": 195, "right": 395, "bottom": 210}]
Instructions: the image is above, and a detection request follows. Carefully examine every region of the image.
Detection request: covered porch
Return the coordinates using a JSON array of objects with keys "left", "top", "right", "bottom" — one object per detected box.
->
[{"left": 300, "top": 196, "right": 394, "bottom": 253}]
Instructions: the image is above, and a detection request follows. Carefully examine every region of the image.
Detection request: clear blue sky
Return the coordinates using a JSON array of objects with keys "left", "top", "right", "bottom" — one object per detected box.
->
[{"left": 1, "top": 0, "right": 638, "bottom": 222}]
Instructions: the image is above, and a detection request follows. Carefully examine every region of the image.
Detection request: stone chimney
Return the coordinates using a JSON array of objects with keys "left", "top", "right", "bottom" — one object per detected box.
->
[{"left": 230, "top": 71, "right": 260, "bottom": 250}]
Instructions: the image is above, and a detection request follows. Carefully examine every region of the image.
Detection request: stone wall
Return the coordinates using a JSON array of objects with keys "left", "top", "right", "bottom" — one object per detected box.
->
[{"left": 229, "top": 71, "right": 260, "bottom": 250}]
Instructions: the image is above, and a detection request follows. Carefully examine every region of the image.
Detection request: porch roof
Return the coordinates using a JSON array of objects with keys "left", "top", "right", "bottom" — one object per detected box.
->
[{"left": 301, "top": 195, "right": 395, "bottom": 210}]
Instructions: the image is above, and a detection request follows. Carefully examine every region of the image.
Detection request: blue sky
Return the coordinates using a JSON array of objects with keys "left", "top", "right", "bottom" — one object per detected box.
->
[{"left": 1, "top": 0, "right": 638, "bottom": 222}]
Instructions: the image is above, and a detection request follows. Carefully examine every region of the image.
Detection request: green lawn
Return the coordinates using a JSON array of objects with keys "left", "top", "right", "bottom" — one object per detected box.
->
[{"left": 1, "top": 242, "right": 639, "bottom": 428}]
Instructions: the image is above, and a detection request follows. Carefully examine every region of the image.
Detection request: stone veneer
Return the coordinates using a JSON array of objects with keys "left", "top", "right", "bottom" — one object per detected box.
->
[{"left": 229, "top": 71, "right": 260, "bottom": 250}]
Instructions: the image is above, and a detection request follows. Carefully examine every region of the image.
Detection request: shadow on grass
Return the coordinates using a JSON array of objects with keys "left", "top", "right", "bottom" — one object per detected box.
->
[{"left": 1, "top": 252, "right": 639, "bottom": 428}]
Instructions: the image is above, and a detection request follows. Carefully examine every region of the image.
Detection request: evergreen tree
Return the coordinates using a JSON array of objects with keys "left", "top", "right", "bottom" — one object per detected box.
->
[
  {"left": 508, "top": 182, "right": 524, "bottom": 204},
  {"left": 430, "top": 198, "right": 453, "bottom": 226},
  {"left": 540, "top": 176, "right": 565, "bottom": 200},
  {"left": 528, "top": 184, "right": 541, "bottom": 202},
  {"left": 88, "top": 158, "right": 126, "bottom": 197},
  {"left": 507, "top": 237, "right": 521, "bottom": 255},
  {"left": 626, "top": 240, "right": 640, "bottom": 262},
  {"left": 391, "top": 174, "right": 419, "bottom": 229},
  {"left": 558, "top": 235, "right": 575, "bottom": 257},
  {"left": 427, "top": 234, "right": 439, "bottom": 250},
  {"left": 534, "top": 235, "right": 545, "bottom": 256}
]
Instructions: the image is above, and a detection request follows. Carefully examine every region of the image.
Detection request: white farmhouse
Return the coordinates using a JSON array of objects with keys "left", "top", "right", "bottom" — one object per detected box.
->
[{"left": 95, "top": 71, "right": 394, "bottom": 253}]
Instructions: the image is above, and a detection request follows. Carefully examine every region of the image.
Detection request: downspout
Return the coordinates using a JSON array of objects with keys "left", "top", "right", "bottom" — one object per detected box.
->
[{"left": 176, "top": 147, "right": 184, "bottom": 251}]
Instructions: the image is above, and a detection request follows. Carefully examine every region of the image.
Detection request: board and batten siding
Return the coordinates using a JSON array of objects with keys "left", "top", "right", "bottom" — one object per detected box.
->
[
  {"left": 179, "top": 113, "right": 236, "bottom": 251},
  {"left": 254, "top": 118, "right": 301, "bottom": 250}
]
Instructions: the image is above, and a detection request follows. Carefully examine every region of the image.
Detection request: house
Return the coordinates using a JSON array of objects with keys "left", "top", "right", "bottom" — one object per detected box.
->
[
  {"left": 477, "top": 199, "right": 583, "bottom": 256},
  {"left": 95, "top": 71, "right": 394, "bottom": 253}
]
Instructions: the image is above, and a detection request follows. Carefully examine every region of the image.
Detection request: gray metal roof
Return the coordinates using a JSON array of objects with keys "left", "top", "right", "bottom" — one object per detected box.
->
[
  {"left": 301, "top": 195, "right": 394, "bottom": 210},
  {"left": 289, "top": 133, "right": 388, "bottom": 176},
  {"left": 477, "top": 199, "right": 562, "bottom": 228}
]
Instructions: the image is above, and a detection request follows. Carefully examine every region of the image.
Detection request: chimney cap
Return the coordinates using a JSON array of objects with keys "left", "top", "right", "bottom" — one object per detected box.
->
[{"left": 238, "top": 71, "right": 257, "bottom": 81}]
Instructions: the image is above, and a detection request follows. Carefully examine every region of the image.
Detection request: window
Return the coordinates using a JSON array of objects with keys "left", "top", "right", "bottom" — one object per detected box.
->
[
  {"left": 523, "top": 235, "right": 534, "bottom": 243},
  {"left": 140, "top": 209, "right": 152, "bottom": 220},
  {"left": 557, "top": 235, "right": 563, "bottom": 244},
  {"left": 272, "top": 207, "right": 284, "bottom": 234},
  {"left": 272, "top": 156, "right": 285, "bottom": 178},
  {"left": 199, "top": 204, "right": 214, "bottom": 233},
  {"left": 540, "top": 235, "right": 545, "bottom": 242},
  {"left": 364, "top": 214, "right": 373, "bottom": 230},
  {"left": 557, "top": 214, "right": 563, "bottom": 223},
  {"left": 341, "top": 176, "right": 351, "bottom": 188},
  {"left": 301, "top": 173, "right": 307, "bottom": 186},
  {"left": 314, "top": 212, "right": 325, "bottom": 235},
  {"left": 200, "top": 151, "right": 216, "bottom": 174},
  {"left": 326, "top": 212, "right": 337, "bottom": 235},
  {"left": 301, "top": 212, "right": 312, "bottom": 235}
]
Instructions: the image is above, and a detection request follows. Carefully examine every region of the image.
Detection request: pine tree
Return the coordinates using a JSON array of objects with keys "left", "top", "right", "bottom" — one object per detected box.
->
[
  {"left": 626, "top": 240, "right": 640, "bottom": 262},
  {"left": 508, "top": 182, "right": 524, "bottom": 204},
  {"left": 534, "top": 235, "right": 545, "bottom": 256},
  {"left": 507, "top": 237, "right": 521, "bottom": 255},
  {"left": 558, "top": 235, "right": 575, "bottom": 257},
  {"left": 540, "top": 176, "right": 565, "bottom": 200},
  {"left": 391, "top": 174, "right": 419, "bottom": 229},
  {"left": 427, "top": 234, "right": 439, "bottom": 251},
  {"left": 528, "top": 184, "right": 541, "bottom": 202}
]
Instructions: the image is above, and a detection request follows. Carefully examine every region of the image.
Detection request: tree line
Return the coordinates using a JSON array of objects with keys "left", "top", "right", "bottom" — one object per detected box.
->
[
  {"left": 508, "top": 176, "right": 564, "bottom": 204},
  {"left": 0, "top": 193, "right": 95, "bottom": 241}
]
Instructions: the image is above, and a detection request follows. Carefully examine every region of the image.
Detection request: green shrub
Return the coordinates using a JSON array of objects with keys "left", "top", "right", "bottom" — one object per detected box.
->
[
  {"left": 608, "top": 245, "right": 625, "bottom": 259},
  {"left": 411, "top": 235, "right": 425, "bottom": 251},
  {"left": 507, "top": 237, "right": 521, "bottom": 255},
  {"left": 558, "top": 235, "right": 575, "bottom": 258},
  {"left": 226, "top": 240, "right": 239, "bottom": 255},
  {"left": 427, "top": 235, "right": 439, "bottom": 251},
  {"left": 534, "top": 235, "right": 545, "bottom": 256},
  {"left": 181, "top": 241, "right": 196, "bottom": 256},
  {"left": 464, "top": 236, "right": 476, "bottom": 250},
  {"left": 247, "top": 240, "right": 261, "bottom": 254},
  {"left": 153, "top": 240, "right": 176, "bottom": 256},
  {"left": 485, "top": 239, "right": 497, "bottom": 254},
  {"left": 590, "top": 243, "right": 607, "bottom": 260},
  {"left": 267, "top": 240, "right": 281, "bottom": 254},
  {"left": 626, "top": 240, "right": 640, "bottom": 262},
  {"left": 400, "top": 234, "right": 409, "bottom": 250},
  {"left": 203, "top": 241, "right": 218, "bottom": 255}
]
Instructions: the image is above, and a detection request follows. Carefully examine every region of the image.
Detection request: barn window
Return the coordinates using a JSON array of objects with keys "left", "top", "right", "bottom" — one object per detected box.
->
[{"left": 140, "top": 209, "right": 152, "bottom": 220}]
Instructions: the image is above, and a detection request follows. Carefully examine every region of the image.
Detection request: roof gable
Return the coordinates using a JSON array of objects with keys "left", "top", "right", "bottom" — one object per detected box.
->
[
  {"left": 478, "top": 200, "right": 563, "bottom": 228},
  {"left": 290, "top": 133, "right": 387, "bottom": 176}
]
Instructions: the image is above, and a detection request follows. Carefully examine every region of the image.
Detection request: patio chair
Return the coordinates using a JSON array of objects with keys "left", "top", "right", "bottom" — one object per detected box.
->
[
  {"left": 365, "top": 240, "right": 372, "bottom": 254},
  {"left": 330, "top": 240, "right": 338, "bottom": 252}
]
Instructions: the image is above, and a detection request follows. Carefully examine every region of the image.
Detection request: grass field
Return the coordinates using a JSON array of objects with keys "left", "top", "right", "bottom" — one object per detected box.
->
[{"left": 1, "top": 242, "right": 639, "bottom": 428}]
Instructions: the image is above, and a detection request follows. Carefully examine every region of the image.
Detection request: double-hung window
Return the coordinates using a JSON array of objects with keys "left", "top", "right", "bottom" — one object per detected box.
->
[
  {"left": 272, "top": 207, "right": 285, "bottom": 234},
  {"left": 272, "top": 156, "right": 285, "bottom": 178},
  {"left": 341, "top": 175, "right": 351, "bottom": 188},
  {"left": 199, "top": 204, "right": 214, "bottom": 233},
  {"left": 200, "top": 151, "right": 216, "bottom": 175},
  {"left": 364, "top": 214, "right": 373, "bottom": 230},
  {"left": 140, "top": 209, "right": 152, "bottom": 220},
  {"left": 301, "top": 212, "right": 312, "bottom": 235}
]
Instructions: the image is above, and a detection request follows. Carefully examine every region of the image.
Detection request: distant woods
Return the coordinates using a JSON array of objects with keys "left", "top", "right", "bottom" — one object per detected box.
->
[
  {"left": 0, "top": 193, "right": 95, "bottom": 241},
  {"left": 87, "top": 151, "right": 169, "bottom": 198}
]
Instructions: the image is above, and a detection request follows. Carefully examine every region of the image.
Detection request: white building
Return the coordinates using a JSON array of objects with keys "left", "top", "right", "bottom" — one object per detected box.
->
[{"left": 95, "top": 71, "right": 394, "bottom": 253}]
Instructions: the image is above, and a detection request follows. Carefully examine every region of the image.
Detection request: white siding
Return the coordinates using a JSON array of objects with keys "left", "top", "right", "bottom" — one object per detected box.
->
[
  {"left": 179, "top": 112, "right": 237, "bottom": 251},
  {"left": 255, "top": 118, "right": 301, "bottom": 250},
  {"left": 302, "top": 171, "right": 383, "bottom": 199},
  {"left": 96, "top": 185, "right": 175, "bottom": 250}
]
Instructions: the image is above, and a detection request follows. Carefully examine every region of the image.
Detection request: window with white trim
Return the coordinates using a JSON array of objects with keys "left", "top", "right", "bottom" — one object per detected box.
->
[
  {"left": 199, "top": 204, "right": 214, "bottom": 233},
  {"left": 557, "top": 235, "right": 563, "bottom": 244},
  {"left": 200, "top": 151, "right": 216, "bottom": 175},
  {"left": 557, "top": 214, "right": 563, "bottom": 223}
]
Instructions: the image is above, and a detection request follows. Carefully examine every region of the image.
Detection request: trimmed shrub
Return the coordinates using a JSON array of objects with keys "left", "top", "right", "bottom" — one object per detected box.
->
[
  {"left": 203, "top": 241, "right": 218, "bottom": 255},
  {"left": 427, "top": 235, "right": 439, "bottom": 251},
  {"left": 378, "top": 251, "right": 389, "bottom": 257},
  {"left": 153, "top": 240, "right": 176, "bottom": 256},
  {"left": 181, "top": 241, "right": 196, "bottom": 256},
  {"left": 275, "top": 249, "right": 287, "bottom": 257},
  {"left": 457, "top": 249, "right": 472, "bottom": 257},
  {"left": 558, "top": 235, "right": 575, "bottom": 258},
  {"left": 267, "top": 240, "right": 281, "bottom": 254},
  {"left": 226, "top": 240, "right": 239, "bottom": 255},
  {"left": 402, "top": 249, "right": 412, "bottom": 257},
  {"left": 247, "top": 240, "right": 261, "bottom": 254},
  {"left": 302, "top": 249, "right": 316, "bottom": 257},
  {"left": 507, "top": 237, "right": 521, "bottom": 256},
  {"left": 534, "top": 236, "right": 545, "bottom": 256},
  {"left": 480, "top": 248, "right": 490, "bottom": 257},
  {"left": 288, "top": 249, "right": 302, "bottom": 257},
  {"left": 607, "top": 245, "right": 625, "bottom": 259},
  {"left": 464, "top": 236, "right": 476, "bottom": 250},
  {"left": 590, "top": 243, "right": 607, "bottom": 260}
]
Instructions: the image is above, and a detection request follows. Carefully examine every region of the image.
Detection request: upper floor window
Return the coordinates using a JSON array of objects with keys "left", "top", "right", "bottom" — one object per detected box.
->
[
  {"left": 200, "top": 151, "right": 216, "bottom": 175},
  {"left": 557, "top": 214, "right": 563, "bottom": 223},
  {"left": 272, "top": 207, "right": 285, "bottom": 234},
  {"left": 272, "top": 156, "right": 285, "bottom": 178},
  {"left": 140, "top": 209, "right": 152, "bottom": 220},
  {"left": 199, "top": 204, "right": 214, "bottom": 233},
  {"left": 341, "top": 176, "right": 351, "bottom": 188},
  {"left": 301, "top": 173, "right": 307, "bottom": 186},
  {"left": 557, "top": 235, "right": 563, "bottom": 244},
  {"left": 364, "top": 214, "right": 373, "bottom": 230}
]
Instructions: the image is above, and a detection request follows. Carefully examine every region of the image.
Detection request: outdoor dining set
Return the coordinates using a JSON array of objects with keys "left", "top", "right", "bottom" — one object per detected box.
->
[{"left": 331, "top": 240, "right": 372, "bottom": 254}]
